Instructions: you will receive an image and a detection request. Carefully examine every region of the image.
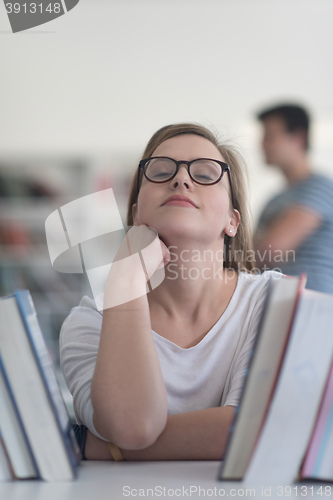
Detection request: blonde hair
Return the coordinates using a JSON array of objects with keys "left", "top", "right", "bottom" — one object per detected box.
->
[{"left": 126, "top": 123, "right": 255, "bottom": 272}]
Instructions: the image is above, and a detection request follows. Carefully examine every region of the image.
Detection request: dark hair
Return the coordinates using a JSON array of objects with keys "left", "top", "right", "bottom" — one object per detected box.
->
[
  {"left": 126, "top": 123, "right": 255, "bottom": 273},
  {"left": 257, "top": 103, "right": 310, "bottom": 150}
]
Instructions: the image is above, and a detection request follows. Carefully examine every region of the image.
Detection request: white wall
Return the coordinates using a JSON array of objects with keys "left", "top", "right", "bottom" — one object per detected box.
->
[{"left": 1, "top": 0, "right": 333, "bottom": 219}]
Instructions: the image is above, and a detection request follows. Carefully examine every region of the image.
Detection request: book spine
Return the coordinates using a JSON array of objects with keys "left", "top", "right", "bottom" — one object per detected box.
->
[
  {"left": 0, "top": 355, "right": 38, "bottom": 479},
  {"left": 301, "top": 358, "right": 333, "bottom": 477},
  {"left": 218, "top": 279, "right": 274, "bottom": 481},
  {"left": 15, "top": 290, "right": 80, "bottom": 471},
  {"left": 0, "top": 434, "right": 14, "bottom": 482}
]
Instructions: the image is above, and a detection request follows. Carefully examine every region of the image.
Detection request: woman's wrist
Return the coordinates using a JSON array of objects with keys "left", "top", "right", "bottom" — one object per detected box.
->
[
  {"left": 103, "top": 257, "right": 148, "bottom": 310},
  {"left": 85, "top": 429, "right": 114, "bottom": 460}
]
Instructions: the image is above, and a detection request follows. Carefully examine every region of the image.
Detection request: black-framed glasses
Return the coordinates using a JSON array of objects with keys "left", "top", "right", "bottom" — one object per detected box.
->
[{"left": 137, "top": 156, "right": 234, "bottom": 205}]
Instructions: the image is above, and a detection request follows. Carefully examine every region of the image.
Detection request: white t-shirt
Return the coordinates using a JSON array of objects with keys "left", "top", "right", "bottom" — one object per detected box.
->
[{"left": 59, "top": 271, "right": 278, "bottom": 439}]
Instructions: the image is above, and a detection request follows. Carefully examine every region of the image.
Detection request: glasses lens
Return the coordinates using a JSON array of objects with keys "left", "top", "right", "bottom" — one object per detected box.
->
[
  {"left": 145, "top": 158, "right": 176, "bottom": 182},
  {"left": 190, "top": 160, "right": 222, "bottom": 184}
]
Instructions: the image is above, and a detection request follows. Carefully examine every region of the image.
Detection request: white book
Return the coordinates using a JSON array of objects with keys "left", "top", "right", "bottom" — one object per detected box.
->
[
  {"left": 245, "top": 289, "right": 333, "bottom": 484},
  {"left": 219, "top": 275, "right": 304, "bottom": 480},
  {"left": 0, "top": 436, "right": 13, "bottom": 482},
  {"left": 0, "top": 290, "right": 80, "bottom": 482},
  {"left": 300, "top": 359, "right": 333, "bottom": 481},
  {"left": 0, "top": 361, "right": 37, "bottom": 479}
]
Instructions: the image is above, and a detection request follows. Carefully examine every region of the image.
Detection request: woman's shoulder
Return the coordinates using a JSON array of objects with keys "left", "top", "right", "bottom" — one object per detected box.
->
[
  {"left": 235, "top": 269, "right": 282, "bottom": 303},
  {"left": 59, "top": 295, "right": 102, "bottom": 347},
  {"left": 63, "top": 295, "right": 101, "bottom": 323},
  {"left": 238, "top": 269, "right": 282, "bottom": 286}
]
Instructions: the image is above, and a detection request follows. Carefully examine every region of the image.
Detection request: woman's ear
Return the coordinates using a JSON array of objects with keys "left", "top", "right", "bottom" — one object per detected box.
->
[
  {"left": 226, "top": 209, "right": 240, "bottom": 237},
  {"left": 132, "top": 203, "right": 138, "bottom": 226}
]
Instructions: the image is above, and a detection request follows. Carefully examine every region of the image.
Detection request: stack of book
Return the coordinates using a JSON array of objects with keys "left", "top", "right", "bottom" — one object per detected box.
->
[
  {"left": 219, "top": 274, "right": 333, "bottom": 484},
  {"left": 0, "top": 290, "right": 80, "bottom": 482}
]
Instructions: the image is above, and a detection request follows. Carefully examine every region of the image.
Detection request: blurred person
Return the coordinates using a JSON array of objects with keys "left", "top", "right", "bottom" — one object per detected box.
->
[{"left": 255, "top": 103, "right": 333, "bottom": 294}]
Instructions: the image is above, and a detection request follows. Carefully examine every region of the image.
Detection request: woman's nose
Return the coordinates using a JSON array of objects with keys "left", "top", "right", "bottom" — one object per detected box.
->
[{"left": 170, "top": 164, "right": 193, "bottom": 189}]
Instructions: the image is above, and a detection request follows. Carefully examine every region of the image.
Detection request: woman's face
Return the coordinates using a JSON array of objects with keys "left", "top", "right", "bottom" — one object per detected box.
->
[{"left": 132, "top": 134, "right": 239, "bottom": 247}]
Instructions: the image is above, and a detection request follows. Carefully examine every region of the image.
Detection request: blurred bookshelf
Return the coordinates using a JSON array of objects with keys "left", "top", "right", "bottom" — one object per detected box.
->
[{"left": 0, "top": 155, "right": 131, "bottom": 420}]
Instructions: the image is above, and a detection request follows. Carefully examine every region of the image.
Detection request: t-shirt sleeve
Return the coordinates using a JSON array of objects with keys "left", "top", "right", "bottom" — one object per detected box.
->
[
  {"left": 222, "top": 274, "right": 272, "bottom": 407},
  {"left": 59, "top": 297, "right": 106, "bottom": 440},
  {"left": 291, "top": 175, "right": 333, "bottom": 220}
]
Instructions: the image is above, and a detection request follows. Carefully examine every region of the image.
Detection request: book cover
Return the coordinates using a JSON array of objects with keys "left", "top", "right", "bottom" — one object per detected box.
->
[
  {"left": 300, "top": 358, "right": 333, "bottom": 481},
  {"left": 0, "top": 434, "right": 13, "bottom": 482},
  {"left": 15, "top": 290, "right": 81, "bottom": 473},
  {"left": 245, "top": 289, "right": 333, "bottom": 484},
  {"left": 0, "top": 290, "right": 80, "bottom": 481},
  {"left": 218, "top": 274, "right": 305, "bottom": 481},
  {"left": 0, "top": 356, "right": 37, "bottom": 479}
]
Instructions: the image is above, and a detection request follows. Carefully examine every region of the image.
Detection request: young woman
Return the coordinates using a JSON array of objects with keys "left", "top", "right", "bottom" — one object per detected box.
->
[{"left": 60, "top": 123, "right": 277, "bottom": 461}]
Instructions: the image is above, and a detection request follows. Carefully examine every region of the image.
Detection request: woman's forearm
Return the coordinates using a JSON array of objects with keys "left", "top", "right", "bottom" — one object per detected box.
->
[
  {"left": 91, "top": 264, "right": 168, "bottom": 449},
  {"left": 86, "top": 406, "right": 235, "bottom": 461}
]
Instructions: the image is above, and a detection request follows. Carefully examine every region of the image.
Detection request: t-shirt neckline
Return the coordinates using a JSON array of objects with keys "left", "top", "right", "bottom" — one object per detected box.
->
[{"left": 152, "top": 271, "right": 245, "bottom": 351}]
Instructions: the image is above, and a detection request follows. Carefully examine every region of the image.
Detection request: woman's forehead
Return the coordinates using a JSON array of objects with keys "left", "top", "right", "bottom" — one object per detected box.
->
[{"left": 152, "top": 134, "right": 225, "bottom": 162}]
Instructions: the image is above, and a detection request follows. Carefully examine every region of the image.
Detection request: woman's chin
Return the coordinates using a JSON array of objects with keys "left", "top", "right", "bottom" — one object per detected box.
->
[{"left": 155, "top": 222, "right": 203, "bottom": 244}]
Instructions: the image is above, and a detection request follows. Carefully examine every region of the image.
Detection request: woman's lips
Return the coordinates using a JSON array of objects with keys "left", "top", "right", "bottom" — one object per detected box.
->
[
  {"left": 163, "top": 200, "right": 197, "bottom": 208},
  {"left": 162, "top": 195, "right": 198, "bottom": 208}
]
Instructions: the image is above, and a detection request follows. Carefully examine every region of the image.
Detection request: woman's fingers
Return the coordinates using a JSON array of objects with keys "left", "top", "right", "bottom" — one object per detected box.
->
[
  {"left": 113, "top": 225, "right": 169, "bottom": 278},
  {"left": 157, "top": 238, "right": 171, "bottom": 269}
]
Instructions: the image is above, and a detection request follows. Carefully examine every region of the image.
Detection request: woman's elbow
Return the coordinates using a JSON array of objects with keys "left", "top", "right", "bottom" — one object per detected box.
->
[
  {"left": 93, "top": 407, "right": 167, "bottom": 450},
  {"left": 117, "top": 415, "right": 167, "bottom": 450}
]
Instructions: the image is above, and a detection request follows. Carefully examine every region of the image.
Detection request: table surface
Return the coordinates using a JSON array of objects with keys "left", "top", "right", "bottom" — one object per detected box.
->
[{"left": 0, "top": 460, "right": 330, "bottom": 500}]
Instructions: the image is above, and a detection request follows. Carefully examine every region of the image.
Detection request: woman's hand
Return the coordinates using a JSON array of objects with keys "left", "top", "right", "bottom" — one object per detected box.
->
[{"left": 123, "top": 225, "right": 171, "bottom": 277}]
